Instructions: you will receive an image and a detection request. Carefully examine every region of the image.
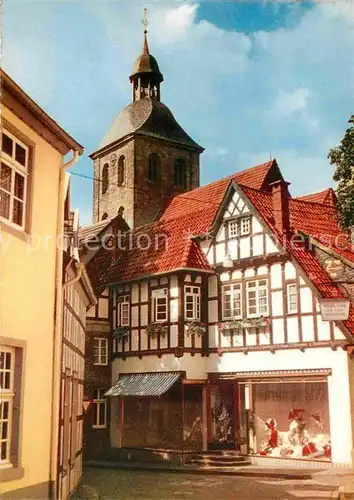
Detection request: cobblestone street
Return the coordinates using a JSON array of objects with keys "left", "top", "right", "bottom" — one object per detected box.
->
[{"left": 79, "top": 467, "right": 338, "bottom": 500}]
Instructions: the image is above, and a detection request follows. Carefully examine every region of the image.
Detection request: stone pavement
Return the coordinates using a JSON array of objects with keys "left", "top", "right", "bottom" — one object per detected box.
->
[{"left": 312, "top": 469, "right": 354, "bottom": 500}]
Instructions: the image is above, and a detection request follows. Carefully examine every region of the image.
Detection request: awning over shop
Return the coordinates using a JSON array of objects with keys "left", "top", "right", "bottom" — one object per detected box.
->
[{"left": 105, "top": 371, "right": 182, "bottom": 397}]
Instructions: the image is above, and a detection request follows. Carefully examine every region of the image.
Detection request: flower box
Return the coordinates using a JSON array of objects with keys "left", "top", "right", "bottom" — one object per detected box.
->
[
  {"left": 146, "top": 322, "right": 168, "bottom": 339},
  {"left": 185, "top": 321, "right": 207, "bottom": 338}
]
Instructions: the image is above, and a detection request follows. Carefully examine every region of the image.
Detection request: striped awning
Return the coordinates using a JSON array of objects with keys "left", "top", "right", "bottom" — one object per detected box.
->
[{"left": 105, "top": 372, "right": 182, "bottom": 397}]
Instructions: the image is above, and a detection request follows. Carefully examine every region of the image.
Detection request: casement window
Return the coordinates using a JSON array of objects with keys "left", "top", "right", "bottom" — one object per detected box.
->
[
  {"left": 151, "top": 288, "right": 168, "bottom": 322},
  {"left": 148, "top": 153, "right": 161, "bottom": 183},
  {"left": 287, "top": 283, "right": 298, "bottom": 313},
  {"left": 92, "top": 389, "right": 107, "bottom": 428},
  {"left": 117, "top": 156, "right": 125, "bottom": 186},
  {"left": 228, "top": 216, "right": 251, "bottom": 238},
  {"left": 0, "top": 130, "right": 29, "bottom": 229},
  {"left": 184, "top": 286, "right": 201, "bottom": 321},
  {"left": 222, "top": 283, "right": 242, "bottom": 320},
  {"left": 228, "top": 221, "right": 238, "bottom": 238},
  {"left": 117, "top": 295, "right": 130, "bottom": 326},
  {"left": 93, "top": 337, "right": 108, "bottom": 365},
  {"left": 240, "top": 216, "right": 251, "bottom": 235},
  {"left": 0, "top": 347, "right": 15, "bottom": 466},
  {"left": 246, "top": 279, "right": 268, "bottom": 317}
]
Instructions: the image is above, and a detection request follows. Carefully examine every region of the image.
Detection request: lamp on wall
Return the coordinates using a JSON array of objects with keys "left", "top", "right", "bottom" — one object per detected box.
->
[{"left": 223, "top": 249, "right": 233, "bottom": 268}]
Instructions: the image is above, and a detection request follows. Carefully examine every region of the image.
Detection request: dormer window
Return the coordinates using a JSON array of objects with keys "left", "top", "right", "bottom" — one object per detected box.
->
[{"left": 229, "top": 221, "right": 238, "bottom": 238}]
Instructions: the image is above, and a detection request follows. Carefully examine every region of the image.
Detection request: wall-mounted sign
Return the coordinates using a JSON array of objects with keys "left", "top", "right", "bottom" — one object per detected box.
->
[
  {"left": 324, "top": 258, "right": 343, "bottom": 278},
  {"left": 318, "top": 298, "right": 350, "bottom": 321}
]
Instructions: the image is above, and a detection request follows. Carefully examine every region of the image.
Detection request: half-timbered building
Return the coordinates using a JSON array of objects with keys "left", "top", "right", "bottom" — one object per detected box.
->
[
  {"left": 82, "top": 157, "right": 354, "bottom": 469},
  {"left": 81, "top": 30, "right": 354, "bottom": 469}
]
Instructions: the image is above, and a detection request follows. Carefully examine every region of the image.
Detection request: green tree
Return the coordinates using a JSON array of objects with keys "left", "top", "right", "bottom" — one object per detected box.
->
[{"left": 328, "top": 115, "right": 354, "bottom": 230}]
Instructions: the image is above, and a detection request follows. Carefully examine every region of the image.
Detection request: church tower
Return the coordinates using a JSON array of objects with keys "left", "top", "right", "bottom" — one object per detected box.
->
[{"left": 90, "top": 14, "right": 204, "bottom": 228}]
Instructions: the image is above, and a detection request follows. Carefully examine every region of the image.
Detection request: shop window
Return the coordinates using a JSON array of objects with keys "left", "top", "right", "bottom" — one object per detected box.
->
[
  {"left": 101, "top": 164, "right": 109, "bottom": 194},
  {"left": 287, "top": 283, "right": 298, "bottom": 313},
  {"left": 117, "top": 295, "right": 130, "bottom": 326},
  {"left": 222, "top": 283, "right": 242, "bottom": 319},
  {"left": 246, "top": 279, "right": 268, "bottom": 317},
  {"left": 151, "top": 288, "right": 168, "bottom": 322},
  {"left": 249, "top": 381, "right": 331, "bottom": 461},
  {"left": 118, "top": 156, "right": 125, "bottom": 186},
  {"left": 92, "top": 337, "right": 108, "bottom": 365},
  {"left": 0, "top": 129, "right": 29, "bottom": 229},
  {"left": 184, "top": 286, "right": 200, "bottom": 320},
  {"left": 92, "top": 389, "right": 107, "bottom": 428}
]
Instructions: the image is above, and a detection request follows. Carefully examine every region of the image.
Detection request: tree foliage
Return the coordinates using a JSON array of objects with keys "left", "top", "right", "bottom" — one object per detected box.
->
[{"left": 328, "top": 115, "right": 354, "bottom": 230}]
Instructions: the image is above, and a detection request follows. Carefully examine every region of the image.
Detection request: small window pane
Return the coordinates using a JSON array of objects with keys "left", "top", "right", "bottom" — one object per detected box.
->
[
  {"left": 15, "top": 143, "right": 26, "bottom": 166},
  {"left": 1, "top": 163, "right": 12, "bottom": 192},
  {"left": 2, "top": 134, "right": 13, "bottom": 157},
  {"left": 13, "top": 199, "right": 24, "bottom": 226}
]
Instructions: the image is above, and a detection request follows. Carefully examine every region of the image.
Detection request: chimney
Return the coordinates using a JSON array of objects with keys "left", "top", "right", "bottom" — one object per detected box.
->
[{"left": 270, "top": 180, "right": 291, "bottom": 237}]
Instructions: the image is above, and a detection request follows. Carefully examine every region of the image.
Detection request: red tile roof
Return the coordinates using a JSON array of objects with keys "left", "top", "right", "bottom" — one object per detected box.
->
[
  {"left": 88, "top": 209, "right": 213, "bottom": 291},
  {"left": 161, "top": 160, "right": 279, "bottom": 222},
  {"left": 240, "top": 185, "right": 354, "bottom": 333},
  {"left": 295, "top": 188, "right": 336, "bottom": 206}
]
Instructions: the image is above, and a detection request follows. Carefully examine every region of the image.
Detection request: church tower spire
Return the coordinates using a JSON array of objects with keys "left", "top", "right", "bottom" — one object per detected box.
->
[{"left": 129, "top": 9, "right": 164, "bottom": 102}]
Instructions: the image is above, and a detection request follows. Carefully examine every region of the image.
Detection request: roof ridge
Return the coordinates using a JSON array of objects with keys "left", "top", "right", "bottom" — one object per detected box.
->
[
  {"left": 169, "top": 160, "right": 274, "bottom": 201},
  {"left": 290, "top": 197, "right": 337, "bottom": 210}
]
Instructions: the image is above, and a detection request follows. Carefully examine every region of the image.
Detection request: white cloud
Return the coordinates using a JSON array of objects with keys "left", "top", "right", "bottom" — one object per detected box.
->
[
  {"left": 162, "top": 4, "right": 198, "bottom": 41},
  {"left": 275, "top": 88, "right": 310, "bottom": 115}
]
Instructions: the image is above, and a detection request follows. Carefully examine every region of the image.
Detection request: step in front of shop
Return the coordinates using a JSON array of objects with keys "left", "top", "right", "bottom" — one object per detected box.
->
[{"left": 187, "top": 451, "right": 251, "bottom": 468}]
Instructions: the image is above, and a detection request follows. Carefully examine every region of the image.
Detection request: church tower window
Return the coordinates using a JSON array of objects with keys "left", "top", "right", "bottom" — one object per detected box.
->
[
  {"left": 102, "top": 164, "right": 109, "bottom": 194},
  {"left": 174, "top": 158, "right": 186, "bottom": 188},
  {"left": 148, "top": 153, "right": 160, "bottom": 183},
  {"left": 118, "top": 156, "right": 125, "bottom": 186}
]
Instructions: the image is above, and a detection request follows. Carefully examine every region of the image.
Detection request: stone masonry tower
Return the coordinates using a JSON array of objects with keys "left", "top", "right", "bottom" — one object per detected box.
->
[{"left": 90, "top": 19, "right": 204, "bottom": 228}]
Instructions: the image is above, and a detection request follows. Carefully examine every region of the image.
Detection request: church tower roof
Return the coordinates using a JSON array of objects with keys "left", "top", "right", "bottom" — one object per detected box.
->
[{"left": 129, "top": 31, "right": 164, "bottom": 84}]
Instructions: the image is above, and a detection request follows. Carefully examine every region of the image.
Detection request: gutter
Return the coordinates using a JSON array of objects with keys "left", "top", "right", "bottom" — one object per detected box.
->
[{"left": 49, "top": 150, "right": 80, "bottom": 500}]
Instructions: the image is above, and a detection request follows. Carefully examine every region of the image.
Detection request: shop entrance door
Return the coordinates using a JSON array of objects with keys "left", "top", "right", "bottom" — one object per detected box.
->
[{"left": 209, "top": 380, "right": 238, "bottom": 450}]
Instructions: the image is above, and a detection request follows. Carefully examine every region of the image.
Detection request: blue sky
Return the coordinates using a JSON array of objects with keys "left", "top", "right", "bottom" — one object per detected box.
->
[{"left": 3, "top": 1, "right": 354, "bottom": 225}]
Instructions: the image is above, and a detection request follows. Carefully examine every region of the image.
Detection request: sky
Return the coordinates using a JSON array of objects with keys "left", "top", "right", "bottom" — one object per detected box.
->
[{"left": 2, "top": 0, "right": 354, "bottom": 226}]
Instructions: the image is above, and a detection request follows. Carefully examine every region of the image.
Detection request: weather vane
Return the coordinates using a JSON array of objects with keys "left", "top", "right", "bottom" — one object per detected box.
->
[{"left": 142, "top": 8, "right": 148, "bottom": 34}]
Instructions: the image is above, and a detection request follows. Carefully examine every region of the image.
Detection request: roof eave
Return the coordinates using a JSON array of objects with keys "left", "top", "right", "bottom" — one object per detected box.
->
[{"left": 1, "top": 69, "right": 83, "bottom": 154}]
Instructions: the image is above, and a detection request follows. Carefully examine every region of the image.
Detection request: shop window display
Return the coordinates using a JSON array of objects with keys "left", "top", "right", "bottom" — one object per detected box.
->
[{"left": 250, "top": 381, "right": 331, "bottom": 461}]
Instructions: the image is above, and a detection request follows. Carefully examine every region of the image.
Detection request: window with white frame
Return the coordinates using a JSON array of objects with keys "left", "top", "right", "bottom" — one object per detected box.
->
[
  {"left": 0, "top": 130, "right": 29, "bottom": 229},
  {"left": 240, "top": 216, "right": 251, "bottom": 235},
  {"left": 222, "top": 283, "right": 242, "bottom": 319},
  {"left": 287, "top": 283, "right": 298, "bottom": 313},
  {"left": 117, "top": 294, "right": 130, "bottom": 326},
  {"left": 0, "top": 347, "right": 14, "bottom": 466},
  {"left": 92, "top": 389, "right": 107, "bottom": 428},
  {"left": 246, "top": 279, "right": 268, "bottom": 317},
  {"left": 152, "top": 288, "right": 168, "bottom": 322},
  {"left": 228, "top": 220, "right": 238, "bottom": 238},
  {"left": 93, "top": 337, "right": 108, "bottom": 365},
  {"left": 184, "top": 286, "right": 201, "bottom": 320}
]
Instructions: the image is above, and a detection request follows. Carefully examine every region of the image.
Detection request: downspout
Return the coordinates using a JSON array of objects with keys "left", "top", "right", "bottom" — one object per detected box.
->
[{"left": 49, "top": 150, "right": 79, "bottom": 500}]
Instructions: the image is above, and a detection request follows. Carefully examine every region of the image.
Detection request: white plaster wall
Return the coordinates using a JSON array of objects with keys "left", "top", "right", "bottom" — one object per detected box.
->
[
  {"left": 208, "top": 300, "right": 218, "bottom": 323},
  {"left": 272, "top": 291, "right": 283, "bottom": 316},
  {"left": 285, "top": 261, "right": 296, "bottom": 279},
  {"left": 170, "top": 276, "right": 179, "bottom": 298},
  {"left": 252, "top": 235, "right": 264, "bottom": 256},
  {"left": 271, "top": 263, "right": 282, "bottom": 288},
  {"left": 170, "top": 299, "right": 178, "bottom": 322},
  {"left": 300, "top": 287, "right": 313, "bottom": 314},
  {"left": 205, "top": 347, "right": 353, "bottom": 464},
  {"left": 112, "top": 353, "right": 206, "bottom": 381},
  {"left": 215, "top": 242, "right": 226, "bottom": 263},
  {"left": 301, "top": 315, "right": 314, "bottom": 342},
  {"left": 265, "top": 235, "right": 278, "bottom": 254},
  {"left": 240, "top": 237, "right": 251, "bottom": 259},
  {"left": 272, "top": 318, "right": 285, "bottom": 343},
  {"left": 141, "top": 282, "right": 148, "bottom": 302}
]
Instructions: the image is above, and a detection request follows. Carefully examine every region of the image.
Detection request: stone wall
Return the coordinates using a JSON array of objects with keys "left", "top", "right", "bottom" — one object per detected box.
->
[{"left": 92, "top": 135, "right": 201, "bottom": 228}]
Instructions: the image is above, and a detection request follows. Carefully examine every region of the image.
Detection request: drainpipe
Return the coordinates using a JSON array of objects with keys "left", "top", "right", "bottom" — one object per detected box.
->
[{"left": 49, "top": 150, "right": 79, "bottom": 500}]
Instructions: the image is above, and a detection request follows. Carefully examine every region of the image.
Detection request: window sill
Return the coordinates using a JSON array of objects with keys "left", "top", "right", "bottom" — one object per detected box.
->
[
  {"left": 93, "top": 363, "right": 109, "bottom": 367},
  {"left": 0, "top": 218, "right": 28, "bottom": 242},
  {"left": 0, "top": 465, "right": 25, "bottom": 482},
  {"left": 92, "top": 425, "right": 107, "bottom": 429}
]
